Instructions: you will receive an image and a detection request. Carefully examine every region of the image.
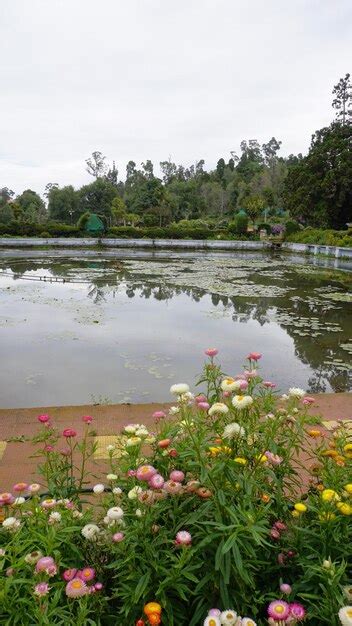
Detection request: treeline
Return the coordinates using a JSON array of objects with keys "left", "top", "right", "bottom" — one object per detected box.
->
[{"left": 0, "top": 74, "right": 351, "bottom": 235}]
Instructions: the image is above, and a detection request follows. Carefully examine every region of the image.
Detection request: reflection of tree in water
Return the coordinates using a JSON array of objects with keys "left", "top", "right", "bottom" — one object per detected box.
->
[{"left": 2, "top": 258, "right": 351, "bottom": 392}]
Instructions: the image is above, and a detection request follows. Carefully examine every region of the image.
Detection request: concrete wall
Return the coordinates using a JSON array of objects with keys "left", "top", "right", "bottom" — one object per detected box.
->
[{"left": 0, "top": 237, "right": 351, "bottom": 258}]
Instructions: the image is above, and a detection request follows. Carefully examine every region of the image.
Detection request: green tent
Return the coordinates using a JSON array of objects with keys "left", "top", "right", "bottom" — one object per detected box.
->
[
  {"left": 85, "top": 213, "right": 104, "bottom": 236},
  {"left": 237, "top": 208, "right": 247, "bottom": 216}
]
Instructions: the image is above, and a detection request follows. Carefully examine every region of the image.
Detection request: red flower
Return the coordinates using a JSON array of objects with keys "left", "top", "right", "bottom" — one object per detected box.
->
[{"left": 62, "top": 428, "right": 77, "bottom": 438}]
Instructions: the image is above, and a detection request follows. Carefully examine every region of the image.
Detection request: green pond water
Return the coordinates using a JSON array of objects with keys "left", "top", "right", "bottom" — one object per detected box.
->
[{"left": 0, "top": 249, "right": 351, "bottom": 408}]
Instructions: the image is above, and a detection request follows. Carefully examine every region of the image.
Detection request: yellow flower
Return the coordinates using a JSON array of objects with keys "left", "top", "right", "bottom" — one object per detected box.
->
[
  {"left": 209, "top": 446, "right": 221, "bottom": 456},
  {"left": 291, "top": 510, "right": 300, "bottom": 518},
  {"left": 322, "top": 449, "right": 338, "bottom": 458},
  {"left": 343, "top": 443, "right": 352, "bottom": 453},
  {"left": 307, "top": 429, "right": 321, "bottom": 438},
  {"left": 144, "top": 602, "right": 162, "bottom": 616},
  {"left": 319, "top": 512, "right": 336, "bottom": 521},
  {"left": 344, "top": 483, "right": 352, "bottom": 495},
  {"left": 234, "top": 457, "right": 247, "bottom": 465},
  {"left": 336, "top": 502, "right": 352, "bottom": 516},
  {"left": 321, "top": 489, "right": 340, "bottom": 502},
  {"left": 257, "top": 454, "right": 268, "bottom": 463},
  {"left": 294, "top": 502, "right": 307, "bottom": 513}
]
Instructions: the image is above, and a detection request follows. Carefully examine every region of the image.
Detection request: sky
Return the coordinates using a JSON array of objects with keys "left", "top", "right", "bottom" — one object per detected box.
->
[{"left": 1, "top": 0, "right": 351, "bottom": 196}]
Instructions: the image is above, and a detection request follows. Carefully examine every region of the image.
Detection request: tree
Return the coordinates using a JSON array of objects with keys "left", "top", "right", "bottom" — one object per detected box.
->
[
  {"left": 0, "top": 187, "right": 15, "bottom": 206},
  {"left": 85, "top": 151, "right": 107, "bottom": 178},
  {"left": 262, "top": 137, "right": 282, "bottom": 165},
  {"left": 111, "top": 196, "right": 127, "bottom": 225},
  {"left": 48, "top": 185, "right": 79, "bottom": 223},
  {"left": 44, "top": 182, "right": 58, "bottom": 200},
  {"left": 243, "top": 194, "right": 265, "bottom": 226},
  {"left": 283, "top": 122, "right": 352, "bottom": 229},
  {"left": 215, "top": 158, "right": 226, "bottom": 181},
  {"left": 141, "top": 160, "right": 154, "bottom": 180},
  {"left": 160, "top": 159, "right": 177, "bottom": 185},
  {"left": 0, "top": 203, "right": 14, "bottom": 224},
  {"left": 105, "top": 161, "right": 119, "bottom": 187},
  {"left": 332, "top": 73, "right": 352, "bottom": 125},
  {"left": 78, "top": 178, "right": 118, "bottom": 222},
  {"left": 16, "top": 189, "right": 46, "bottom": 223}
]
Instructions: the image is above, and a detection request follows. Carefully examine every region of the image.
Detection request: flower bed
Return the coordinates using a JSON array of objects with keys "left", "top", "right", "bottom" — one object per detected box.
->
[{"left": 0, "top": 351, "right": 351, "bottom": 625}]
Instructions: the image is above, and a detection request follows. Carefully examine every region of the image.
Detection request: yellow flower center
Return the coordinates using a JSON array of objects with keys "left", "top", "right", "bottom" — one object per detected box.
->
[
  {"left": 275, "top": 605, "right": 284, "bottom": 614},
  {"left": 347, "top": 609, "right": 352, "bottom": 617},
  {"left": 72, "top": 580, "right": 83, "bottom": 589},
  {"left": 209, "top": 620, "right": 216, "bottom": 626}
]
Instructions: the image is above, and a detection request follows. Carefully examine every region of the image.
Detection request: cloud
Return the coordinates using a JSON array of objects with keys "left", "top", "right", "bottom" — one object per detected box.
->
[{"left": 1, "top": 0, "right": 351, "bottom": 194}]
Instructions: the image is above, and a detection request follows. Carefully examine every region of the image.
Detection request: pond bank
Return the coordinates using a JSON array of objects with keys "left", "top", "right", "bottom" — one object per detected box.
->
[
  {"left": 0, "top": 237, "right": 352, "bottom": 258},
  {"left": 0, "top": 394, "right": 351, "bottom": 489}
]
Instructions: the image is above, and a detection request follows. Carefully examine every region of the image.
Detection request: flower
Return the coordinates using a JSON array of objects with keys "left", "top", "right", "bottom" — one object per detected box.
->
[
  {"left": 78, "top": 567, "right": 95, "bottom": 582},
  {"left": 34, "top": 582, "right": 50, "bottom": 596},
  {"left": 220, "top": 609, "right": 238, "bottom": 625},
  {"left": 106, "top": 473, "right": 118, "bottom": 481},
  {"left": 136, "top": 465, "right": 157, "bottom": 481},
  {"left": 294, "top": 502, "right": 307, "bottom": 513},
  {"left": 35, "top": 556, "right": 55, "bottom": 573},
  {"left": 41, "top": 498, "right": 57, "bottom": 509},
  {"left": 208, "top": 402, "right": 229, "bottom": 416},
  {"left": 65, "top": 577, "right": 88, "bottom": 598},
  {"left": 112, "top": 486, "right": 122, "bottom": 495},
  {"left": 263, "top": 381, "right": 276, "bottom": 389},
  {"left": 336, "top": 502, "right": 352, "bottom": 516},
  {"left": 265, "top": 451, "right": 283, "bottom": 466},
  {"left": 267, "top": 600, "right": 290, "bottom": 621},
  {"left": 144, "top": 602, "right": 162, "bottom": 617},
  {"left": 170, "top": 383, "right": 190, "bottom": 395},
  {"left": 13, "top": 497, "right": 25, "bottom": 506},
  {"left": 303, "top": 396, "right": 315, "bottom": 404},
  {"left": 149, "top": 474, "right": 165, "bottom": 489},
  {"left": 25, "top": 550, "right": 43, "bottom": 564},
  {"left": 321, "top": 489, "right": 340, "bottom": 502},
  {"left": 0, "top": 492, "right": 14, "bottom": 505},
  {"left": 169, "top": 470, "right": 185, "bottom": 483},
  {"left": 208, "top": 609, "right": 221, "bottom": 616},
  {"left": 112, "top": 532, "right": 125, "bottom": 542},
  {"left": 164, "top": 480, "right": 183, "bottom": 495},
  {"left": 82, "top": 415, "right": 93, "bottom": 424},
  {"left": 288, "top": 387, "right": 306, "bottom": 398},
  {"left": 13, "top": 482, "right": 28, "bottom": 492},
  {"left": 128, "top": 486, "right": 143, "bottom": 500},
  {"left": 205, "top": 348, "right": 218, "bottom": 357},
  {"left": 344, "top": 484, "right": 352, "bottom": 495},
  {"left": 169, "top": 406, "right": 180, "bottom": 415},
  {"left": 204, "top": 617, "right": 221, "bottom": 626},
  {"left": 81, "top": 523, "right": 100, "bottom": 540},
  {"left": 48, "top": 511, "right": 62, "bottom": 524},
  {"left": 175, "top": 530, "right": 192, "bottom": 545},
  {"left": 339, "top": 606, "right": 352, "bottom": 626},
  {"left": 28, "top": 483, "right": 41, "bottom": 494},
  {"left": 107, "top": 506, "right": 124, "bottom": 520},
  {"left": 344, "top": 587, "right": 352, "bottom": 602},
  {"left": 198, "top": 401, "right": 210, "bottom": 410},
  {"left": 280, "top": 583, "right": 292, "bottom": 595},
  {"left": 247, "top": 352, "right": 262, "bottom": 361},
  {"left": 93, "top": 483, "right": 105, "bottom": 494},
  {"left": 62, "top": 428, "right": 77, "bottom": 438},
  {"left": 289, "top": 602, "right": 306, "bottom": 620},
  {"left": 2, "top": 517, "right": 20, "bottom": 531},
  {"left": 234, "top": 457, "right": 247, "bottom": 465},
  {"left": 153, "top": 410, "right": 166, "bottom": 420},
  {"left": 62, "top": 568, "right": 77, "bottom": 581},
  {"left": 221, "top": 378, "right": 242, "bottom": 392},
  {"left": 232, "top": 395, "right": 253, "bottom": 410},
  {"left": 223, "top": 422, "right": 245, "bottom": 439},
  {"left": 37, "top": 414, "right": 50, "bottom": 423},
  {"left": 126, "top": 436, "right": 142, "bottom": 447},
  {"left": 241, "top": 619, "right": 257, "bottom": 626}
]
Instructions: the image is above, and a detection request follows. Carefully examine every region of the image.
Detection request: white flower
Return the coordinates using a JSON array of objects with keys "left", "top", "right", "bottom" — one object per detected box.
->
[
  {"left": 208, "top": 402, "right": 229, "bottom": 417},
  {"left": 125, "top": 436, "right": 142, "bottom": 447},
  {"left": 135, "top": 427, "right": 149, "bottom": 437},
  {"left": 81, "top": 523, "right": 100, "bottom": 540},
  {"left": 93, "top": 483, "right": 105, "bottom": 494},
  {"left": 106, "top": 444, "right": 116, "bottom": 452},
  {"left": 2, "top": 517, "right": 20, "bottom": 531},
  {"left": 204, "top": 616, "right": 221, "bottom": 626},
  {"left": 112, "top": 487, "right": 122, "bottom": 495},
  {"left": 48, "top": 511, "right": 62, "bottom": 524},
  {"left": 288, "top": 387, "right": 306, "bottom": 398},
  {"left": 107, "top": 506, "right": 124, "bottom": 520},
  {"left": 128, "top": 486, "right": 143, "bottom": 500},
  {"left": 169, "top": 406, "right": 180, "bottom": 415},
  {"left": 221, "top": 378, "right": 242, "bottom": 392},
  {"left": 124, "top": 424, "right": 137, "bottom": 434},
  {"left": 339, "top": 606, "right": 352, "bottom": 626},
  {"left": 281, "top": 394, "right": 289, "bottom": 401},
  {"left": 170, "top": 383, "right": 190, "bottom": 396},
  {"left": 135, "top": 508, "right": 143, "bottom": 517},
  {"left": 220, "top": 610, "right": 238, "bottom": 626},
  {"left": 106, "top": 473, "right": 118, "bottom": 481},
  {"left": 344, "top": 587, "right": 352, "bottom": 602},
  {"left": 323, "top": 558, "right": 333, "bottom": 569},
  {"left": 223, "top": 422, "right": 245, "bottom": 439},
  {"left": 13, "top": 497, "right": 26, "bottom": 506},
  {"left": 241, "top": 619, "right": 257, "bottom": 626},
  {"left": 180, "top": 391, "right": 194, "bottom": 404},
  {"left": 24, "top": 550, "right": 43, "bottom": 564},
  {"left": 72, "top": 510, "right": 83, "bottom": 519},
  {"left": 0, "top": 548, "right": 6, "bottom": 557},
  {"left": 145, "top": 435, "right": 156, "bottom": 444},
  {"left": 232, "top": 395, "right": 253, "bottom": 410}
]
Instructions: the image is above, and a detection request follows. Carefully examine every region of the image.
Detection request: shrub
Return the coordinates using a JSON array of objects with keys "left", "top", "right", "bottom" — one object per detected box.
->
[
  {"left": 284, "top": 220, "right": 300, "bottom": 236},
  {"left": 39, "top": 231, "right": 52, "bottom": 238},
  {"left": 256, "top": 222, "right": 271, "bottom": 234},
  {"left": 228, "top": 214, "right": 249, "bottom": 235}
]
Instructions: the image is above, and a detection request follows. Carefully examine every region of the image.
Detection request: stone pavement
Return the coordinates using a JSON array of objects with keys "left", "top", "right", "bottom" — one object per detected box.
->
[{"left": 0, "top": 394, "right": 351, "bottom": 490}]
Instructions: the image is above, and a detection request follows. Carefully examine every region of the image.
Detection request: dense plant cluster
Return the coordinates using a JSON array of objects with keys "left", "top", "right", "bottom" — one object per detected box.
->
[
  {"left": 285, "top": 227, "right": 352, "bottom": 248},
  {"left": 0, "top": 352, "right": 351, "bottom": 625}
]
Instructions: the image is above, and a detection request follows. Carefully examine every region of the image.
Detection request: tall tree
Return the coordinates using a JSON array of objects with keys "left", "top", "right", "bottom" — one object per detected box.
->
[
  {"left": 48, "top": 185, "right": 79, "bottom": 223},
  {"left": 86, "top": 151, "right": 107, "bottom": 178},
  {"left": 105, "top": 161, "right": 119, "bottom": 187},
  {"left": 332, "top": 73, "right": 352, "bottom": 125},
  {"left": 16, "top": 189, "right": 46, "bottom": 223},
  {"left": 79, "top": 178, "right": 118, "bottom": 221}
]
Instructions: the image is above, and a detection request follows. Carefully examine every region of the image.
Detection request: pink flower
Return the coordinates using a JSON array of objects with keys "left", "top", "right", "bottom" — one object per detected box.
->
[
  {"left": 263, "top": 381, "right": 276, "bottom": 389},
  {"left": 112, "top": 532, "right": 125, "bottom": 543},
  {"left": 60, "top": 448, "right": 71, "bottom": 456},
  {"left": 289, "top": 603, "right": 306, "bottom": 620},
  {"left": 209, "top": 609, "right": 221, "bottom": 616},
  {"left": 247, "top": 352, "right": 262, "bottom": 361},
  {"left": 6, "top": 567, "right": 14, "bottom": 577},
  {"left": 175, "top": 530, "right": 192, "bottom": 545},
  {"left": 274, "top": 521, "right": 287, "bottom": 532},
  {"left": 34, "top": 582, "right": 50, "bottom": 596},
  {"left": 37, "top": 414, "right": 50, "bottom": 423},
  {"left": 0, "top": 492, "right": 14, "bottom": 505},
  {"left": 244, "top": 369, "right": 257, "bottom": 379},
  {"left": 164, "top": 480, "right": 183, "bottom": 495},
  {"left": 149, "top": 474, "right": 165, "bottom": 490},
  {"left": 78, "top": 567, "right": 95, "bottom": 582},
  {"left": 136, "top": 465, "right": 157, "bottom": 481},
  {"left": 303, "top": 396, "right": 314, "bottom": 405},
  {"left": 152, "top": 411, "right": 166, "bottom": 422},
  {"left": 94, "top": 582, "right": 103, "bottom": 591},
  {"left": 266, "top": 451, "right": 283, "bottom": 466},
  {"left": 128, "top": 469, "right": 137, "bottom": 477},
  {"left": 222, "top": 391, "right": 231, "bottom": 398},
  {"left": 28, "top": 483, "right": 41, "bottom": 494},
  {"left": 35, "top": 556, "right": 55, "bottom": 574},
  {"left": 195, "top": 394, "right": 207, "bottom": 403},
  {"left": 46, "top": 564, "right": 57, "bottom": 577},
  {"left": 41, "top": 498, "right": 57, "bottom": 509},
  {"left": 205, "top": 348, "right": 218, "bottom": 357},
  {"left": 267, "top": 600, "right": 290, "bottom": 621},
  {"left": 198, "top": 401, "right": 210, "bottom": 410},
  {"left": 168, "top": 448, "right": 178, "bottom": 458},
  {"left": 65, "top": 577, "right": 88, "bottom": 598},
  {"left": 62, "top": 428, "right": 77, "bottom": 438},
  {"left": 44, "top": 445, "right": 54, "bottom": 453},
  {"left": 62, "top": 568, "right": 77, "bottom": 581},
  {"left": 270, "top": 528, "right": 281, "bottom": 540},
  {"left": 277, "top": 552, "right": 286, "bottom": 565},
  {"left": 280, "top": 583, "right": 292, "bottom": 595},
  {"left": 169, "top": 470, "right": 185, "bottom": 483},
  {"left": 13, "top": 482, "right": 28, "bottom": 493},
  {"left": 239, "top": 379, "right": 249, "bottom": 391},
  {"left": 82, "top": 415, "right": 93, "bottom": 424}
]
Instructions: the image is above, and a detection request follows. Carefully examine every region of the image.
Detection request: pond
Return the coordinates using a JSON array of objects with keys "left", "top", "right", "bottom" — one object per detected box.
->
[{"left": 0, "top": 248, "right": 351, "bottom": 408}]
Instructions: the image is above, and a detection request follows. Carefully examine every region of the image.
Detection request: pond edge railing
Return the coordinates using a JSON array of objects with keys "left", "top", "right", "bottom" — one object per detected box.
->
[{"left": 0, "top": 237, "right": 351, "bottom": 259}]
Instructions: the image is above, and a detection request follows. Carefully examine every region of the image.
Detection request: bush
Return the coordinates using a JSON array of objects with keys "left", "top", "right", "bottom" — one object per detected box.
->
[
  {"left": 228, "top": 214, "right": 249, "bottom": 235},
  {"left": 256, "top": 222, "right": 271, "bottom": 234},
  {"left": 0, "top": 355, "right": 350, "bottom": 625},
  {"left": 39, "top": 231, "right": 52, "bottom": 238},
  {"left": 285, "top": 227, "right": 352, "bottom": 247},
  {"left": 284, "top": 220, "right": 300, "bottom": 236}
]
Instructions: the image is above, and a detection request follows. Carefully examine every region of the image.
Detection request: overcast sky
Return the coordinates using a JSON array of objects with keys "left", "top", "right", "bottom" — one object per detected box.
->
[{"left": 1, "top": 0, "right": 351, "bottom": 196}]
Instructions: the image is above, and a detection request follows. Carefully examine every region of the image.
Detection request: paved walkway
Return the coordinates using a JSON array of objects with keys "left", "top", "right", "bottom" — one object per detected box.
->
[{"left": 0, "top": 394, "right": 351, "bottom": 490}]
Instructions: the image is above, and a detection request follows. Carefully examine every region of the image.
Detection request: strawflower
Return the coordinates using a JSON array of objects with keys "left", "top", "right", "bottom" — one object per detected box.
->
[
  {"left": 267, "top": 600, "right": 290, "bottom": 620},
  {"left": 34, "top": 582, "right": 50, "bottom": 596},
  {"left": 62, "top": 428, "right": 77, "bottom": 438},
  {"left": 339, "top": 606, "right": 352, "bottom": 626},
  {"left": 65, "top": 577, "right": 88, "bottom": 598},
  {"left": 232, "top": 395, "right": 253, "bottom": 409}
]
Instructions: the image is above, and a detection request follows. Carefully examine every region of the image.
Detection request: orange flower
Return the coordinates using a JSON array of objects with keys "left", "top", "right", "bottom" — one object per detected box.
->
[
  {"left": 261, "top": 493, "right": 270, "bottom": 503},
  {"left": 322, "top": 449, "right": 338, "bottom": 458},
  {"left": 334, "top": 455, "right": 345, "bottom": 466},
  {"left": 148, "top": 614, "right": 161, "bottom": 626},
  {"left": 197, "top": 487, "right": 212, "bottom": 499},
  {"left": 307, "top": 429, "right": 321, "bottom": 438},
  {"left": 144, "top": 603, "right": 162, "bottom": 616}
]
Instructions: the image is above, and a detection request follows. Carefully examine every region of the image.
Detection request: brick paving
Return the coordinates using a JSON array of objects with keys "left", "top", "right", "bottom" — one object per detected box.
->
[{"left": 0, "top": 394, "right": 351, "bottom": 490}]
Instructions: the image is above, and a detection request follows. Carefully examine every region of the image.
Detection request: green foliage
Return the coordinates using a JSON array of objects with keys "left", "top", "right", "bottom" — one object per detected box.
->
[
  {"left": 48, "top": 185, "right": 79, "bottom": 223},
  {"left": 284, "top": 220, "right": 301, "bottom": 235},
  {"left": 78, "top": 178, "right": 118, "bottom": 219},
  {"left": 228, "top": 214, "right": 249, "bottom": 234},
  {"left": 256, "top": 222, "right": 271, "bottom": 234},
  {"left": 285, "top": 227, "right": 352, "bottom": 247}
]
